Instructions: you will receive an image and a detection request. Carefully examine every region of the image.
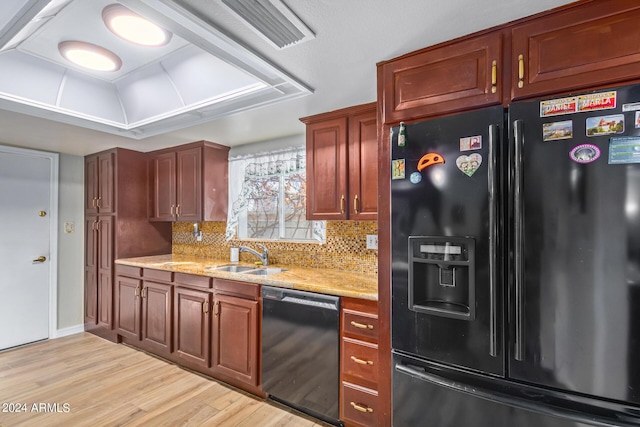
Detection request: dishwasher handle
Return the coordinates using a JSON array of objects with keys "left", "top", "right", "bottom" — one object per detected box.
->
[{"left": 262, "top": 286, "right": 340, "bottom": 311}]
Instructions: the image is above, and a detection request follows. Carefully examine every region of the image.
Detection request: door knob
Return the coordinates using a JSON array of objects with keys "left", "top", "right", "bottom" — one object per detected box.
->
[{"left": 33, "top": 256, "right": 47, "bottom": 263}]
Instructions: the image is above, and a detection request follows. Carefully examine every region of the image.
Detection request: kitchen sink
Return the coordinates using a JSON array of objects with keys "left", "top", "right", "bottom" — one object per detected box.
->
[
  {"left": 242, "top": 268, "right": 287, "bottom": 276},
  {"left": 209, "top": 265, "right": 257, "bottom": 273}
]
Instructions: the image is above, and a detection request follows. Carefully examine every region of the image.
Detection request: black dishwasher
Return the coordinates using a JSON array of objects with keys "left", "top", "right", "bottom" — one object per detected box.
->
[{"left": 261, "top": 286, "right": 341, "bottom": 425}]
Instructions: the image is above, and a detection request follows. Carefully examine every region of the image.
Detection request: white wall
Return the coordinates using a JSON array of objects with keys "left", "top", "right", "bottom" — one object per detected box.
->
[{"left": 56, "top": 153, "right": 84, "bottom": 331}]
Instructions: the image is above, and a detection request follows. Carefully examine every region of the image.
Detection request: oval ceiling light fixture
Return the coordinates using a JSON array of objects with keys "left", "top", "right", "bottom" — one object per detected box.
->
[
  {"left": 102, "top": 4, "right": 172, "bottom": 47},
  {"left": 58, "top": 41, "right": 122, "bottom": 72}
]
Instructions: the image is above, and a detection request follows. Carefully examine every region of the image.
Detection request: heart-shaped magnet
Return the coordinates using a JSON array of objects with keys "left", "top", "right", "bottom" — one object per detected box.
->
[{"left": 456, "top": 153, "right": 482, "bottom": 177}]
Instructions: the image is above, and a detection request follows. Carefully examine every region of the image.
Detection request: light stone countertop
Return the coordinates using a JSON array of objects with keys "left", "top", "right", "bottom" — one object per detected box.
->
[{"left": 115, "top": 254, "right": 378, "bottom": 301}]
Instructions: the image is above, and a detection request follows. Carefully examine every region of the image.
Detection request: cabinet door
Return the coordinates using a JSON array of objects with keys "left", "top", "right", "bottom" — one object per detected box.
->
[
  {"left": 176, "top": 147, "right": 202, "bottom": 221},
  {"left": 84, "top": 217, "right": 98, "bottom": 325},
  {"left": 379, "top": 32, "right": 502, "bottom": 123},
  {"left": 97, "top": 152, "right": 115, "bottom": 214},
  {"left": 85, "top": 155, "right": 99, "bottom": 215},
  {"left": 97, "top": 216, "right": 113, "bottom": 329},
  {"left": 349, "top": 109, "right": 378, "bottom": 220},
  {"left": 511, "top": 1, "right": 640, "bottom": 100},
  {"left": 150, "top": 152, "right": 176, "bottom": 221},
  {"left": 211, "top": 294, "right": 259, "bottom": 386},
  {"left": 141, "top": 281, "right": 173, "bottom": 354},
  {"left": 174, "top": 287, "right": 210, "bottom": 367},
  {"left": 115, "top": 276, "right": 141, "bottom": 340},
  {"left": 306, "top": 117, "right": 348, "bottom": 220}
]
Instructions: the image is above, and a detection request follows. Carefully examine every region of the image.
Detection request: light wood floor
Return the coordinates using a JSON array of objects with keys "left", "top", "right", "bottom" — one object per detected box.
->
[{"left": 0, "top": 333, "right": 329, "bottom": 427}]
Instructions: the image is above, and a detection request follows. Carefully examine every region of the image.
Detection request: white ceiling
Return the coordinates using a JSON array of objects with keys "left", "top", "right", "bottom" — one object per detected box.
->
[{"left": 0, "top": 0, "right": 577, "bottom": 156}]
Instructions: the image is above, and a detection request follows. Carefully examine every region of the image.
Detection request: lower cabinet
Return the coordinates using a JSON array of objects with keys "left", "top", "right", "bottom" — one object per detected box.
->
[
  {"left": 211, "top": 293, "right": 259, "bottom": 386},
  {"left": 340, "top": 297, "right": 380, "bottom": 427},
  {"left": 114, "top": 266, "right": 262, "bottom": 395},
  {"left": 174, "top": 286, "right": 211, "bottom": 368},
  {"left": 115, "top": 267, "right": 173, "bottom": 356}
]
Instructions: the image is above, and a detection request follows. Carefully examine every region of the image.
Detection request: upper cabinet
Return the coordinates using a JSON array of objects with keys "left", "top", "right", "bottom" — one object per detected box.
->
[
  {"left": 149, "top": 141, "right": 229, "bottom": 222},
  {"left": 511, "top": 0, "right": 640, "bottom": 100},
  {"left": 301, "top": 103, "right": 378, "bottom": 221},
  {"left": 378, "top": 32, "right": 503, "bottom": 124},
  {"left": 85, "top": 151, "right": 115, "bottom": 215}
]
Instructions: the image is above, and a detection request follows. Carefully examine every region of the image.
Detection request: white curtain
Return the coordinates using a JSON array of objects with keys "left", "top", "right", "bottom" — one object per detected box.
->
[{"left": 226, "top": 146, "right": 326, "bottom": 243}]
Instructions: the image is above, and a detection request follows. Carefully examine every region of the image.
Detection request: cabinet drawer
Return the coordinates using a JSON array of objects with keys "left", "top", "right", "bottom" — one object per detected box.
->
[
  {"left": 342, "top": 381, "right": 379, "bottom": 427},
  {"left": 343, "top": 309, "right": 378, "bottom": 342},
  {"left": 175, "top": 272, "right": 212, "bottom": 289},
  {"left": 342, "top": 337, "right": 378, "bottom": 385},
  {"left": 214, "top": 278, "right": 259, "bottom": 299},
  {"left": 115, "top": 264, "right": 141, "bottom": 278},
  {"left": 143, "top": 268, "right": 173, "bottom": 283}
]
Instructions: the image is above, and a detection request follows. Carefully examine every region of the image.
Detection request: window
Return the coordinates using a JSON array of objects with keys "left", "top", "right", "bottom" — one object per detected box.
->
[{"left": 226, "top": 147, "right": 325, "bottom": 242}]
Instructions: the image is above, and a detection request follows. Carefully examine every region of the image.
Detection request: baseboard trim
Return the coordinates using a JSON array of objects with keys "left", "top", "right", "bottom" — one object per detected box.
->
[{"left": 53, "top": 324, "right": 85, "bottom": 339}]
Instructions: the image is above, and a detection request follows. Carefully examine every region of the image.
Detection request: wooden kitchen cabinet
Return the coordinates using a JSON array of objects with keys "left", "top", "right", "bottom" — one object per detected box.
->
[
  {"left": 115, "top": 266, "right": 173, "bottom": 355},
  {"left": 211, "top": 278, "right": 261, "bottom": 388},
  {"left": 301, "top": 103, "right": 377, "bottom": 220},
  {"left": 378, "top": 32, "right": 503, "bottom": 124},
  {"left": 174, "top": 286, "right": 212, "bottom": 368},
  {"left": 211, "top": 293, "right": 259, "bottom": 386},
  {"left": 340, "top": 297, "right": 379, "bottom": 427},
  {"left": 148, "top": 141, "right": 229, "bottom": 222},
  {"left": 85, "top": 151, "right": 114, "bottom": 215},
  {"left": 84, "top": 148, "right": 172, "bottom": 341},
  {"left": 85, "top": 215, "right": 114, "bottom": 329},
  {"left": 511, "top": 0, "right": 640, "bottom": 100}
]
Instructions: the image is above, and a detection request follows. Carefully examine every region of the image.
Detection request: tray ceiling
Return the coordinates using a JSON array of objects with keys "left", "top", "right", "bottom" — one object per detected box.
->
[{"left": 0, "top": 0, "right": 312, "bottom": 139}]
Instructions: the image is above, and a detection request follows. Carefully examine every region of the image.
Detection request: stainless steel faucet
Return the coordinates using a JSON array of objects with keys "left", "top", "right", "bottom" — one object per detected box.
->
[{"left": 239, "top": 244, "right": 268, "bottom": 266}]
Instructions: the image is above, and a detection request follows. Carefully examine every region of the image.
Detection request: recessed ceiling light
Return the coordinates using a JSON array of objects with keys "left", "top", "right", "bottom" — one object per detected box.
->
[
  {"left": 102, "top": 4, "right": 172, "bottom": 47},
  {"left": 58, "top": 41, "right": 122, "bottom": 72}
]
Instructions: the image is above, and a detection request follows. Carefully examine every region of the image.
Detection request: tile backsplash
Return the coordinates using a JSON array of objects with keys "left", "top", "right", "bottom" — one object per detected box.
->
[{"left": 172, "top": 221, "right": 378, "bottom": 274}]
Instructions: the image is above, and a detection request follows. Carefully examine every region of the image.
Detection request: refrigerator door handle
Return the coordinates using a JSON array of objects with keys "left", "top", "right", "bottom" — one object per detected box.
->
[
  {"left": 488, "top": 123, "right": 499, "bottom": 358},
  {"left": 513, "top": 119, "right": 525, "bottom": 361}
]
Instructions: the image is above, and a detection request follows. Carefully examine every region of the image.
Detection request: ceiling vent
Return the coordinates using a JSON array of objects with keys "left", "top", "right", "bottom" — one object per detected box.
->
[{"left": 218, "top": 0, "right": 314, "bottom": 49}]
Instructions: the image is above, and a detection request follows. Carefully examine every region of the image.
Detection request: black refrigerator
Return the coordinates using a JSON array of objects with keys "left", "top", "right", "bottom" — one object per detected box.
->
[{"left": 391, "top": 84, "right": 640, "bottom": 426}]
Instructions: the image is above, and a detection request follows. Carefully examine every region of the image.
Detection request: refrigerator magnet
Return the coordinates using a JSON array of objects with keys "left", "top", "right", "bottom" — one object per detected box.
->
[
  {"left": 577, "top": 91, "right": 617, "bottom": 112},
  {"left": 460, "top": 135, "right": 482, "bottom": 151},
  {"left": 542, "top": 120, "right": 573, "bottom": 141},
  {"left": 569, "top": 144, "right": 600, "bottom": 164},
  {"left": 608, "top": 136, "right": 640, "bottom": 164},
  {"left": 635, "top": 111, "right": 640, "bottom": 128},
  {"left": 417, "top": 153, "right": 445, "bottom": 171},
  {"left": 391, "top": 159, "right": 406, "bottom": 180},
  {"left": 456, "top": 153, "right": 482, "bottom": 177},
  {"left": 586, "top": 114, "right": 624, "bottom": 136},
  {"left": 409, "top": 172, "right": 422, "bottom": 184}
]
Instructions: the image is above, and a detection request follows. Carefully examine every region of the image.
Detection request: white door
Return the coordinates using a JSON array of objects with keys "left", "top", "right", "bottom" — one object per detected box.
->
[{"left": 0, "top": 148, "right": 53, "bottom": 350}]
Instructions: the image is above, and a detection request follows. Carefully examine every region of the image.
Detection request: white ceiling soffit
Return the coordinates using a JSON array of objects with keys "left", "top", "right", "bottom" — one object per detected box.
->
[
  {"left": 216, "top": 0, "right": 315, "bottom": 50},
  {"left": 0, "top": 0, "right": 312, "bottom": 139}
]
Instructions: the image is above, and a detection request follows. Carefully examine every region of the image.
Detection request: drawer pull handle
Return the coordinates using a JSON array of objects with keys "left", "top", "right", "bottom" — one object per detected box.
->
[
  {"left": 351, "top": 356, "right": 374, "bottom": 366},
  {"left": 350, "top": 320, "right": 373, "bottom": 330},
  {"left": 340, "top": 195, "right": 345, "bottom": 214},
  {"left": 350, "top": 402, "right": 373, "bottom": 413}
]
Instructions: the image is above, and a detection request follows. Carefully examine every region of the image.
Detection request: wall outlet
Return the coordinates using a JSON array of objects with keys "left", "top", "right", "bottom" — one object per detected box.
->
[{"left": 366, "top": 234, "right": 378, "bottom": 250}]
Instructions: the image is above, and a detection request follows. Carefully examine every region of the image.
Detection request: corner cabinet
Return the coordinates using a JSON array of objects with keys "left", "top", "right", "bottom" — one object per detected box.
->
[
  {"left": 301, "top": 103, "right": 378, "bottom": 220},
  {"left": 148, "top": 141, "right": 229, "bottom": 222},
  {"left": 84, "top": 148, "right": 172, "bottom": 341}
]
